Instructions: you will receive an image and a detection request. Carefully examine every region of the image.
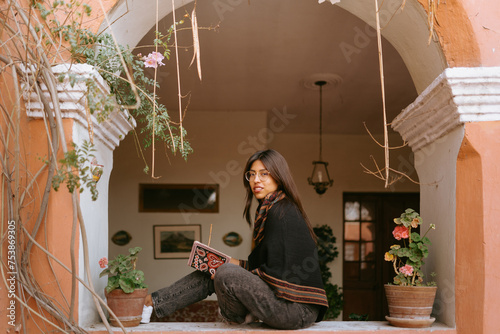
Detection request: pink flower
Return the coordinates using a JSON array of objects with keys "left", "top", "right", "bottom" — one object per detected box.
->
[
  {"left": 392, "top": 225, "right": 409, "bottom": 240},
  {"left": 99, "top": 257, "right": 108, "bottom": 268},
  {"left": 143, "top": 51, "right": 165, "bottom": 68},
  {"left": 399, "top": 264, "right": 414, "bottom": 276}
]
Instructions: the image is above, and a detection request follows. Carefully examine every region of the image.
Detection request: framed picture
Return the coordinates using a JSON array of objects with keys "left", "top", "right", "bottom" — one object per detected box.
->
[
  {"left": 139, "top": 184, "right": 219, "bottom": 213},
  {"left": 153, "top": 225, "right": 201, "bottom": 259}
]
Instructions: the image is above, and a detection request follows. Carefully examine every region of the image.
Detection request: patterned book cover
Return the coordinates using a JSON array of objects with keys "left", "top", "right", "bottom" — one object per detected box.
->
[{"left": 187, "top": 241, "right": 231, "bottom": 275}]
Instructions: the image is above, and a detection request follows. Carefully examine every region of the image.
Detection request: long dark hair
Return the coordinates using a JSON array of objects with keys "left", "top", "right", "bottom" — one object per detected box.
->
[{"left": 242, "top": 149, "right": 316, "bottom": 242}]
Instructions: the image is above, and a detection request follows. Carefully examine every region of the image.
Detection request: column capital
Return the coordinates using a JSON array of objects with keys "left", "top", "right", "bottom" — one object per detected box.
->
[
  {"left": 23, "top": 63, "right": 136, "bottom": 150},
  {"left": 392, "top": 67, "right": 500, "bottom": 151}
]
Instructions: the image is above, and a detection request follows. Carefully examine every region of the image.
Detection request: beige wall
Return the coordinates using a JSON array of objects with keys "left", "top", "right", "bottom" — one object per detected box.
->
[
  {"left": 109, "top": 111, "right": 266, "bottom": 293},
  {"left": 108, "top": 110, "right": 419, "bottom": 294},
  {"left": 271, "top": 132, "right": 420, "bottom": 286}
]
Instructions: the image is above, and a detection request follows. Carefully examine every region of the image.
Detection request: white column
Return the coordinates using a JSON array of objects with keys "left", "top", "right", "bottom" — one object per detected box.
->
[
  {"left": 23, "top": 63, "right": 136, "bottom": 326},
  {"left": 392, "top": 67, "right": 500, "bottom": 326}
]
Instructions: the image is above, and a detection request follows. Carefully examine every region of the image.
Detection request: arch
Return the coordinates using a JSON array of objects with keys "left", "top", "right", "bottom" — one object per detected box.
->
[{"left": 95, "top": 0, "right": 473, "bottom": 93}]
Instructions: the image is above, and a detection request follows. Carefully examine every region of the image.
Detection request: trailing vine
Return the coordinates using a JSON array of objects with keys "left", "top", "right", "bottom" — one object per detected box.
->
[
  {"left": 49, "top": 141, "right": 99, "bottom": 201},
  {"left": 0, "top": 0, "right": 202, "bottom": 332},
  {"left": 36, "top": 0, "right": 193, "bottom": 181}
]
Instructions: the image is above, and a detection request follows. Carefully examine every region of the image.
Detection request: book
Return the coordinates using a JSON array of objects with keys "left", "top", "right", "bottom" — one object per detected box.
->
[{"left": 187, "top": 241, "right": 231, "bottom": 275}]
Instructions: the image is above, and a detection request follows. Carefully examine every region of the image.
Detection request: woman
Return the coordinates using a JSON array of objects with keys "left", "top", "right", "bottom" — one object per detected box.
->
[{"left": 142, "top": 149, "right": 328, "bottom": 329}]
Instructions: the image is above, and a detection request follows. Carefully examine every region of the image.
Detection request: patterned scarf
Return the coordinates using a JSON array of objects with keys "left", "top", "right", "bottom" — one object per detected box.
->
[{"left": 253, "top": 190, "right": 285, "bottom": 247}]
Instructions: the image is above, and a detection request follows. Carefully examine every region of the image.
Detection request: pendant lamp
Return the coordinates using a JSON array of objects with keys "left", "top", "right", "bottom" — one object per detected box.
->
[{"left": 308, "top": 80, "right": 334, "bottom": 195}]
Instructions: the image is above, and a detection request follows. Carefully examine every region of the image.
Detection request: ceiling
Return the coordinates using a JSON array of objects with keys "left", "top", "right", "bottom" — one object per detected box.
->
[{"left": 137, "top": 0, "right": 418, "bottom": 135}]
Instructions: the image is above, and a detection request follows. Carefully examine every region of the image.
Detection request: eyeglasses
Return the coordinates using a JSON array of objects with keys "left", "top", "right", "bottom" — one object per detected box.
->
[{"left": 245, "top": 170, "right": 271, "bottom": 182}]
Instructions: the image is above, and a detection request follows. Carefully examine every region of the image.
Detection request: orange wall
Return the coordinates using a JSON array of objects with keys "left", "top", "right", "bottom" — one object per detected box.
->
[
  {"left": 417, "top": 0, "right": 481, "bottom": 67},
  {"left": 81, "top": 0, "right": 118, "bottom": 33},
  {"left": 459, "top": 0, "right": 500, "bottom": 66},
  {"left": 456, "top": 122, "right": 500, "bottom": 334},
  {"left": 0, "top": 22, "right": 81, "bottom": 332},
  {"left": 0, "top": 0, "right": 115, "bottom": 331},
  {"left": 419, "top": 0, "right": 500, "bottom": 67},
  {"left": 0, "top": 98, "right": 80, "bottom": 332},
  {"left": 25, "top": 120, "right": 80, "bottom": 333}
]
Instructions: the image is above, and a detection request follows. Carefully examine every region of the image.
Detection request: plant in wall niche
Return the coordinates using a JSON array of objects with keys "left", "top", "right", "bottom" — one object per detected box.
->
[
  {"left": 313, "top": 225, "right": 343, "bottom": 320},
  {"left": 384, "top": 209, "right": 436, "bottom": 286},
  {"left": 383, "top": 209, "right": 438, "bottom": 328},
  {"left": 99, "top": 247, "right": 148, "bottom": 327},
  {"left": 99, "top": 247, "right": 147, "bottom": 293}
]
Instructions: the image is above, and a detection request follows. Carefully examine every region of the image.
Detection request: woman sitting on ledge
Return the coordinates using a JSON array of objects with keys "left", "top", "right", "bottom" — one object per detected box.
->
[{"left": 142, "top": 149, "right": 328, "bottom": 329}]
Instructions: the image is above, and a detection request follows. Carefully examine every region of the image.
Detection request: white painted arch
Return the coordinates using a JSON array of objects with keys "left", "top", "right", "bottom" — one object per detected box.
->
[{"left": 100, "top": 0, "right": 446, "bottom": 93}]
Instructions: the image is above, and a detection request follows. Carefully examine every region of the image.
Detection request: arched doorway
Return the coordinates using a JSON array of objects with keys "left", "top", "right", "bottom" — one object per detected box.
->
[{"left": 102, "top": 0, "right": 456, "bottom": 326}]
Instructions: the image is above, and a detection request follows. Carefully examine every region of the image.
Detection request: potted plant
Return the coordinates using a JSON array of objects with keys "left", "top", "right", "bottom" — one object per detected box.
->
[
  {"left": 383, "top": 209, "right": 437, "bottom": 328},
  {"left": 99, "top": 247, "right": 148, "bottom": 327}
]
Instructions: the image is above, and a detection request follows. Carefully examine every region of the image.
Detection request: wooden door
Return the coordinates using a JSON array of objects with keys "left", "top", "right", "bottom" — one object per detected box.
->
[{"left": 342, "top": 193, "right": 419, "bottom": 321}]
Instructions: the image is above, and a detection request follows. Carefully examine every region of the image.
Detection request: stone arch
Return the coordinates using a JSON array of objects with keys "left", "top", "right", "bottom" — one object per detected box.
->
[
  {"left": 97, "top": 0, "right": 478, "bottom": 93},
  {"left": 90, "top": 0, "right": 485, "bottom": 329}
]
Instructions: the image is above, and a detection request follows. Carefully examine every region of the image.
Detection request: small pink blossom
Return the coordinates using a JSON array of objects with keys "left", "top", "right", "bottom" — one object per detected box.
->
[
  {"left": 399, "top": 264, "right": 414, "bottom": 276},
  {"left": 99, "top": 257, "right": 108, "bottom": 268},
  {"left": 392, "top": 225, "right": 409, "bottom": 240},
  {"left": 143, "top": 51, "right": 165, "bottom": 68}
]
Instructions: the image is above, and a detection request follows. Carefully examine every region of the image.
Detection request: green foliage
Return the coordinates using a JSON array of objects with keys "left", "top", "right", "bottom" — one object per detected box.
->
[
  {"left": 70, "top": 31, "right": 193, "bottom": 160},
  {"left": 394, "top": 208, "right": 423, "bottom": 228},
  {"left": 99, "top": 247, "right": 147, "bottom": 293},
  {"left": 33, "top": 0, "right": 193, "bottom": 184},
  {"left": 385, "top": 209, "right": 436, "bottom": 286},
  {"left": 313, "top": 225, "right": 343, "bottom": 320},
  {"left": 50, "top": 141, "right": 98, "bottom": 201},
  {"left": 348, "top": 313, "right": 369, "bottom": 321}
]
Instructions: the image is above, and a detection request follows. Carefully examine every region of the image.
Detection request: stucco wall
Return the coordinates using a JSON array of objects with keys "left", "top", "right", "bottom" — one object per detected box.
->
[
  {"left": 108, "top": 111, "right": 268, "bottom": 294},
  {"left": 413, "top": 127, "right": 465, "bottom": 327},
  {"left": 108, "top": 110, "right": 419, "bottom": 297},
  {"left": 74, "top": 121, "right": 112, "bottom": 327}
]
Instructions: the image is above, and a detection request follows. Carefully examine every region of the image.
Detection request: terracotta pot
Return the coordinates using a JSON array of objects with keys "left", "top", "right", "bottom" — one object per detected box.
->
[
  {"left": 384, "top": 284, "right": 437, "bottom": 328},
  {"left": 105, "top": 288, "right": 148, "bottom": 327}
]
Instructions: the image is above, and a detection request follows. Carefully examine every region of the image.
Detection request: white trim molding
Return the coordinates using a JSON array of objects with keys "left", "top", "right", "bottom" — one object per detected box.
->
[
  {"left": 392, "top": 67, "right": 500, "bottom": 151},
  {"left": 22, "top": 63, "right": 136, "bottom": 150}
]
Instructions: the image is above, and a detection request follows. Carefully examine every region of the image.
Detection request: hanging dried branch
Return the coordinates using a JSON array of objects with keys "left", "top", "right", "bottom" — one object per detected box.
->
[
  {"left": 190, "top": 3, "right": 202, "bottom": 81},
  {"left": 172, "top": 0, "right": 185, "bottom": 155},
  {"left": 363, "top": 122, "right": 408, "bottom": 150},
  {"left": 427, "top": 0, "right": 440, "bottom": 45},
  {"left": 1, "top": 1, "right": 132, "bottom": 333},
  {"left": 360, "top": 155, "right": 420, "bottom": 187},
  {"left": 1, "top": 0, "right": 205, "bottom": 331},
  {"left": 374, "top": 0, "right": 390, "bottom": 188},
  {"left": 363, "top": 0, "right": 434, "bottom": 188},
  {"left": 151, "top": 0, "right": 161, "bottom": 179}
]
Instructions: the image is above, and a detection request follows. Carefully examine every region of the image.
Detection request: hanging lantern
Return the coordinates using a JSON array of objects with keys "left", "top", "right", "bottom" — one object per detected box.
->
[{"left": 308, "top": 80, "right": 334, "bottom": 195}]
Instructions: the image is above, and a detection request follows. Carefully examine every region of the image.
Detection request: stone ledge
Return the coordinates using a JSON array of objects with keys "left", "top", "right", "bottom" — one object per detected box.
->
[
  {"left": 85, "top": 321, "right": 456, "bottom": 334},
  {"left": 392, "top": 66, "right": 500, "bottom": 152},
  {"left": 22, "top": 63, "right": 136, "bottom": 150}
]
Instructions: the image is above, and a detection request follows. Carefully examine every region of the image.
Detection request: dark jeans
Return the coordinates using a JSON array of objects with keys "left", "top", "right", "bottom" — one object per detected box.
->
[{"left": 151, "top": 263, "right": 319, "bottom": 329}]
